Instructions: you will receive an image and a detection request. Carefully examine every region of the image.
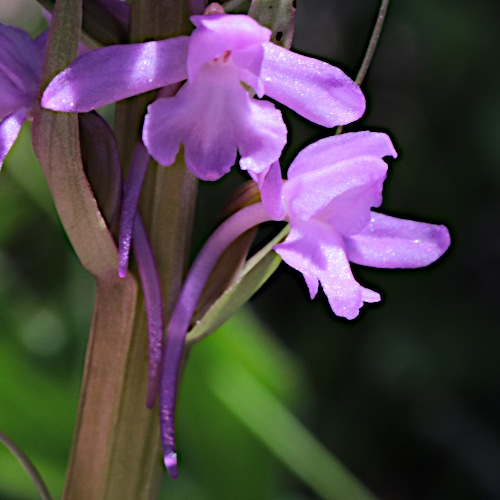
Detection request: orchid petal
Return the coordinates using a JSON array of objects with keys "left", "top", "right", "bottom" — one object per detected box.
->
[
  {"left": 344, "top": 212, "right": 451, "bottom": 269},
  {"left": 261, "top": 42, "right": 365, "bottom": 127},
  {"left": 118, "top": 140, "right": 150, "bottom": 278},
  {"left": 249, "top": 160, "right": 285, "bottom": 220},
  {"left": 188, "top": 14, "right": 270, "bottom": 80},
  {"left": 0, "top": 24, "right": 43, "bottom": 95},
  {"left": 144, "top": 62, "right": 286, "bottom": 180},
  {"left": 238, "top": 97, "right": 287, "bottom": 176},
  {"left": 0, "top": 75, "right": 29, "bottom": 120},
  {"left": 132, "top": 214, "right": 165, "bottom": 409},
  {"left": 283, "top": 156, "right": 387, "bottom": 222},
  {"left": 144, "top": 64, "right": 238, "bottom": 179},
  {"left": 42, "top": 36, "right": 189, "bottom": 112},
  {"left": 34, "top": 30, "right": 49, "bottom": 53},
  {"left": 274, "top": 219, "right": 369, "bottom": 319},
  {"left": 0, "top": 107, "right": 27, "bottom": 168},
  {"left": 288, "top": 131, "right": 397, "bottom": 178},
  {"left": 361, "top": 287, "right": 381, "bottom": 303},
  {"left": 319, "top": 179, "right": 385, "bottom": 236}
]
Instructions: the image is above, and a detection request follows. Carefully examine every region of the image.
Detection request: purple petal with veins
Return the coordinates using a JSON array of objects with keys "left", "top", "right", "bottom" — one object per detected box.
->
[
  {"left": 143, "top": 61, "right": 286, "bottom": 181},
  {"left": 344, "top": 212, "right": 451, "bottom": 268},
  {"left": 288, "top": 131, "right": 397, "bottom": 178},
  {"left": 42, "top": 36, "right": 189, "bottom": 112},
  {"left": 275, "top": 219, "right": 374, "bottom": 320},
  {"left": 261, "top": 43, "right": 365, "bottom": 127},
  {"left": 276, "top": 131, "right": 450, "bottom": 319}
]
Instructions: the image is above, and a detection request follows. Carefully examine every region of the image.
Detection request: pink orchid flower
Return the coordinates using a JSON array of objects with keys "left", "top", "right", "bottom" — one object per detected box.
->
[
  {"left": 274, "top": 131, "right": 451, "bottom": 319},
  {"left": 41, "top": 13, "right": 365, "bottom": 194}
]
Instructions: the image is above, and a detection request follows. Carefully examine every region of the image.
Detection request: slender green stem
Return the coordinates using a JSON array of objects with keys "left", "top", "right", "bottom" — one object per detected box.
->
[
  {"left": 0, "top": 430, "right": 53, "bottom": 500},
  {"left": 336, "top": 0, "right": 390, "bottom": 135},
  {"left": 355, "top": 0, "right": 390, "bottom": 87}
]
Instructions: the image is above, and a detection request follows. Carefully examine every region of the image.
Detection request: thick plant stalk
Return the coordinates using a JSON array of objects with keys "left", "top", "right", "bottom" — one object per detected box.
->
[{"left": 32, "top": 0, "right": 194, "bottom": 498}]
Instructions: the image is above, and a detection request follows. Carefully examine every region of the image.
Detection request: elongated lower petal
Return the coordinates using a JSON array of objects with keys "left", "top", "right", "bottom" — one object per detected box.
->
[
  {"left": 0, "top": 107, "right": 27, "bottom": 168},
  {"left": 344, "top": 212, "right": 451, "bottom": 268},
  {"left": 261, "top": 42, "right": 365, "bottom": 127},
  {"left": 144, "top": 62, "right": 286, "bottom": 180},
  {"left": 132, "top": 214, "right": 165, "bottom": 409},
  {"left": 118, "top": 140, "right": 150, "bottom": 278},
  {"left": 42, "top": 36, "right": 189, "bottom": 112},
  {"left": 288, "top": 131, "right": 397, "bottom": 178},
  {"left": 275, "top": 219, "right": 375, "bottom": 319}
]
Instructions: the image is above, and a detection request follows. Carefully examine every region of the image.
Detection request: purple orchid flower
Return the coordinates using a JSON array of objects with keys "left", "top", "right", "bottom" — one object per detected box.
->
[
  {"left": 0, "top": 24, "right": 46, "bottom": 168},
  {"left": 41, "top": 12, "right": 365, "bottom": 205},
  {"left": 155, "top": 131, "right": 450, "bottom": 478},
  {"left": 273, "top": 131, "right": 451, "bottom": 319}
]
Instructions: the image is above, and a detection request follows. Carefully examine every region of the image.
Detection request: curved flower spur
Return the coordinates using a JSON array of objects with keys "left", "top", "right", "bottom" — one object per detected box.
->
[
  {"left": 41, "top": 8, "right": 365, "bottom": 192},
  {"left": 157, "top": 131, "right": 450, "bottom": 478}
]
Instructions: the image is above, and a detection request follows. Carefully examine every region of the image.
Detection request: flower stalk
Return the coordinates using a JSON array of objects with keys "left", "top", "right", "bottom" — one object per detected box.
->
[{"left": 31, "top": 0, "right": 196, "bottom": 498}]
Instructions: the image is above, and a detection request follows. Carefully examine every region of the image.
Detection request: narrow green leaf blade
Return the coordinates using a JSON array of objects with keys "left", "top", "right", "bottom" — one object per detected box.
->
[
  {"left": 32, "top": 0, "right": 119, "bottom": 279},
  {"left": 186, "top": 224, "right": 289, "bottom": 346}
]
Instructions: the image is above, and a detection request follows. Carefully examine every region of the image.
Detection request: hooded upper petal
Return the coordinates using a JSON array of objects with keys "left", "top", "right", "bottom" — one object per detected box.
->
[
  {"left": 283, "top": 156, "right": 388, "bottom": 222},
  {"left": 288, "top": 131, "right": 397, "bottom": 178},
  {"left": 274, "top": 219, "right": 379, "bottom": 319},
  {"left": 42, "top": 36, "right": 189, "bottom": 112},
  {"left": 188, "top": 14, "right": 270, "bottom": 82},
  {"left": 343, "top": 211, "right": 451, "bottom": 268},
  {"left": 261, "top": 43, "right": 365, "bottom": 127},
  {"left": 143, "top": 61, "right": 286, "bottom": 181}
]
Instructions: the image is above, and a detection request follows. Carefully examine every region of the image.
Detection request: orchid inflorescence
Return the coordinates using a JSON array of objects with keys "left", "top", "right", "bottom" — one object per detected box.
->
[{"left": 0, "top": 0, "right": 449, "bottom": 484}]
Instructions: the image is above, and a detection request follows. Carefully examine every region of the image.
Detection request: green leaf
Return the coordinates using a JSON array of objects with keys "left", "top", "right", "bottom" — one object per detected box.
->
[
  {"left": 186, "top": 224, "right": 290, "bottom": 346},
  {"left": 248, "top": 0, "right": 296, "bottom": 49},
  {"left": 32, "top": 0, "right": 119, "bottom": 279},
  {"left": 211, "top": 354, "right": 379, "bottom": 500}
]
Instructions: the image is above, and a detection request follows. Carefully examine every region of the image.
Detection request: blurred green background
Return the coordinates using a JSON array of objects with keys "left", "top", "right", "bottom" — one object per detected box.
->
[{"left": 1, "top": 0, "right": 499, "bottom": 499}]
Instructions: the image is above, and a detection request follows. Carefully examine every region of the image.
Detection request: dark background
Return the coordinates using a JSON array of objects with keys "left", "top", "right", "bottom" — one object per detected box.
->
[{"left": 0, "top": 0, "right": 499, "bottom": 499}]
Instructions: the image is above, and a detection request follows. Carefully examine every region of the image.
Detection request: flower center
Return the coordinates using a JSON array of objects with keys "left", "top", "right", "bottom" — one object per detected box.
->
[{"left": 213, "top": 50, "right": 231, "bottom": 64}]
